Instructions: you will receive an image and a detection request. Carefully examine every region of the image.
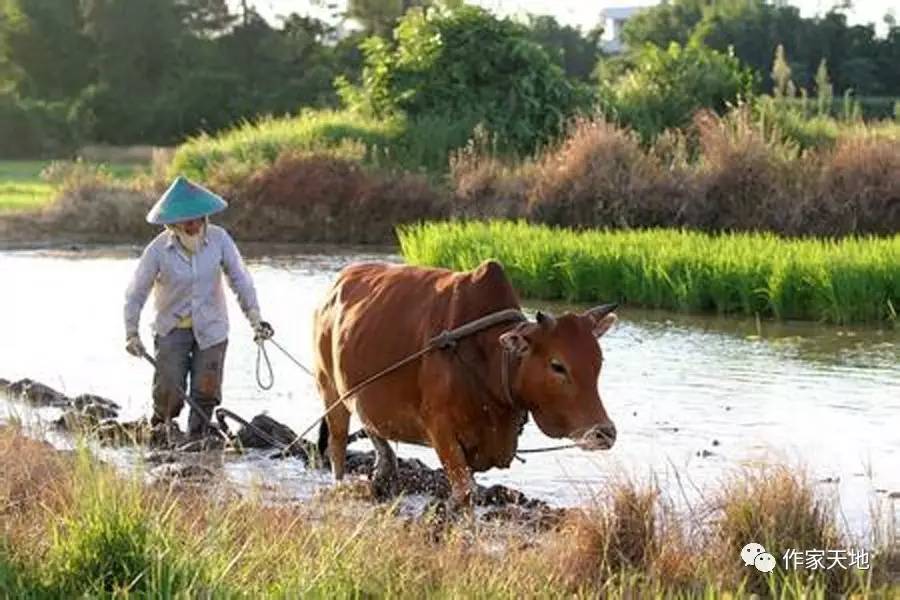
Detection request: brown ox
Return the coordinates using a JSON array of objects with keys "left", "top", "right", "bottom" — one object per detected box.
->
[{"left": 313, "top": 259, "right": 618, "bottom": 505}]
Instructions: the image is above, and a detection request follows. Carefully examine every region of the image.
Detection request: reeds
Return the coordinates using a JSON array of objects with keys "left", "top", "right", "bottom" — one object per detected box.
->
[{"left": 399, "top": 221, "right": 900, "bottom": 324}]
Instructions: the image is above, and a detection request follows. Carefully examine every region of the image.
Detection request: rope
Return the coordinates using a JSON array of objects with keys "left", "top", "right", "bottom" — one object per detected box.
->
[
  {"left": 253, "top": 309, "right": 582, "bottom": 459},
  {"left": 255, "top": 340, "right": 274, "bottom": 390}
]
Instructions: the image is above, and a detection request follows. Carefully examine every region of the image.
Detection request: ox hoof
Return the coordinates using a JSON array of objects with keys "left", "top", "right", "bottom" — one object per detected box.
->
[{"left": 370, "top": 473, "right": 399, "bottom": 501}]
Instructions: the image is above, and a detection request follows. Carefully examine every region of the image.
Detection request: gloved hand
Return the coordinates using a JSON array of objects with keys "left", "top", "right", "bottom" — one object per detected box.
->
[
  {"left": 253, "top": 320, "right": 274, "bottom": 342},
  {"left": 125, "top": 334, "right": 146, "bottom": 357}
]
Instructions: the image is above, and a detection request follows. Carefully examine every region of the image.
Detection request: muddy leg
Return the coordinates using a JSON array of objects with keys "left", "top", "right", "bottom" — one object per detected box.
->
[
  {"left": 369, "top": 433, "right": 399, "bottom": 501},
  {"left": 151, "top": 330, "right": 192, "bottom": 427},
  {"left": 188, "top": 339, "right": 227, "bottom": 438},
  {"left": 429, "top": 426, "right": 474, "bottom": 509},
  {"left": 324, "top": 399, "right": 350, "bottom": 481}
]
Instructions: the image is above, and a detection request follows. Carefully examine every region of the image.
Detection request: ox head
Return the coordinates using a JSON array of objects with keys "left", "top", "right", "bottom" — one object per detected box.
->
[{"left": 499, "top": 304, "right": 618, "bottom": 450}]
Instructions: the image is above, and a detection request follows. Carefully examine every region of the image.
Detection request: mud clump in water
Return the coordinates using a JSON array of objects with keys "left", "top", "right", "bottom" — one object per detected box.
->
[
  {"left": 4, "top": 377, "right": 564, "bottom": 525},
  {"left": 4, "top": 378, "right": 71, "bottom": 408}
]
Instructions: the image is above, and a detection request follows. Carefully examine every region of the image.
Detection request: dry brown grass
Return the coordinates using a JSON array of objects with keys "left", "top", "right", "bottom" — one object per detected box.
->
[
  {"left": 0, "top": 425, "right": 895, "bottom": 596},
  {"left": 450, "top": 110, "right": 899, "bottom": 237},
  {"left": 0, "top": 426, "right": 72, "bottom": 558},
  {"left": 528, "top": 117, "right": 687, "bottom": 229},
  {"left": 450, "top": 143, "right": 533, "bottom": 219},
  {"left": 215, "top": 152, "right": 449, "bottom": 244},
  {"left": 813, "top": 135, "right": 900, "bottom": 235}
]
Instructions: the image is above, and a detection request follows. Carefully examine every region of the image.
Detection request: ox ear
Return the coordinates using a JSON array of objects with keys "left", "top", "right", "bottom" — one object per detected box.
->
[
  {"left": 584, "top": 303, "right": 619, "bottom": 338},
  {"left": 499, "top": 328, "right": 531, "bottom": 356}
]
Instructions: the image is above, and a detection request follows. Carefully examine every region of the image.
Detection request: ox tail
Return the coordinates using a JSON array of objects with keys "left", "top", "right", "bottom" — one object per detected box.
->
[{"left": 315, "top": 419, "right": 368, "bottom": 461}]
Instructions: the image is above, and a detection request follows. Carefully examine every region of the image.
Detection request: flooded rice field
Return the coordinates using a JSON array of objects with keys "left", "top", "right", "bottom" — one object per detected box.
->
[{"left": 1, "top": 244, "right": 898, "bottom": 535}]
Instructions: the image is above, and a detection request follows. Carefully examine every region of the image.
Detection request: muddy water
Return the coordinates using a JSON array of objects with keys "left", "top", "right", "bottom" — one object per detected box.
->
[{"left": 1, "top": 245, "right": 898, "bottom": 534}]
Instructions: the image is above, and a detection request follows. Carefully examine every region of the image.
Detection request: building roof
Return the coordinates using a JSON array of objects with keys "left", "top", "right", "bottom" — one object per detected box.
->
[{"left": 601, "top": 6, "right": 644, "bottom": 21}]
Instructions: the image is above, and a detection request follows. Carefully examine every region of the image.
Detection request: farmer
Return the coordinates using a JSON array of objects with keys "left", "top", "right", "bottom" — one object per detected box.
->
[{"left": 123, "top": 176, "right": 273, "bottom": 436}]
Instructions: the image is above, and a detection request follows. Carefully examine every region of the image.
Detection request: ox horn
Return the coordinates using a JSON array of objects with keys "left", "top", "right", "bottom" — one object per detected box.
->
[
  {"left": 588, "top": 303, "right": 618, "bottom": 319},
  {"left": 585, "top": 302, "right": 619, "bottom": 338},
  {"left": 535, "top": 310, "right": 556, "bottom": 328}
]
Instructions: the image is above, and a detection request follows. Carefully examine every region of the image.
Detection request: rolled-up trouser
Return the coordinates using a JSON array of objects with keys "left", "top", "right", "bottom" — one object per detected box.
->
[{"left": 151, "top": 328, "right": 227, "bottom": 435}]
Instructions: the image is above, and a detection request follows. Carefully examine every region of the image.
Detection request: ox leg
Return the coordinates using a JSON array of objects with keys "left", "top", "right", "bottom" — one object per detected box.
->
[
  {"left": 430, "top": 429, "right": 474, "bottom": 509},
  {"left": 369, "top": 433, "right": 399, "bottom": 501},
  {"left": 324, "top": 402, "right": 351, "bottom": 482}
]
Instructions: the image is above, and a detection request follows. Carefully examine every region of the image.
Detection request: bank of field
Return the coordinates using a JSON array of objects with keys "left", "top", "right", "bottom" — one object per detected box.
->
[
  {"left": 0, "top": 161, "right": 55, "bottom": 213},
  {"left": 0, "top": 160, "right": 144, "bottom": 214},
  {"left": 0, "top": 426, "right": 895, "bottom": 597},
  {"left": 399, "top": 222, "right": 900, "bottom": 324}
]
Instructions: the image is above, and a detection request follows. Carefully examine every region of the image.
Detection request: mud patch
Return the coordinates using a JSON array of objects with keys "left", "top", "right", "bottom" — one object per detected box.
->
[{"left": 4, "top": 376, "right": 566, "bottom": 527}]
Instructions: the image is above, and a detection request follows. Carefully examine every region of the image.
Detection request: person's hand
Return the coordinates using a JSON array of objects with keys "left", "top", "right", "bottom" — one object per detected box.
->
[
  {"left": 253, "top": 320, "right": 274, "bottom": 342},
  {"left": 125, "top": 334, "right": 146, "bottom": 357}
]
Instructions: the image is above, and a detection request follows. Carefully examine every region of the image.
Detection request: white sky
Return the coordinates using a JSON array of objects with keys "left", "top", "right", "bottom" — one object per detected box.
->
[{"left": 245, "top": 1, "right": 899, "bottom": 32}]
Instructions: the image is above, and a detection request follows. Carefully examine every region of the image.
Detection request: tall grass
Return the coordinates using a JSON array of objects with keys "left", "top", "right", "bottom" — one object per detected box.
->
[
  {"left": 171, "top": 109, "right": 478, "bottom": 180},
  {"left": 399, "top": 221, "right": 900, "bottom": 324},
  {"left": 0, "top": 426, "right": 895, "bottom": 597}
]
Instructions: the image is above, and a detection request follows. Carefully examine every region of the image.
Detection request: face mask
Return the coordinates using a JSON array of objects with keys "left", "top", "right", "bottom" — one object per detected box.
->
[{"left": 170, "top": 221, "right": 205, "bottom": 253}]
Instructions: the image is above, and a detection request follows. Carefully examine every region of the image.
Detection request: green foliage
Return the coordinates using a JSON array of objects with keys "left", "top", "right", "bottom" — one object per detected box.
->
[
  {"left": 599, "top": 41, "right": 755, "bottom": 140},
  {"left": 620, "top": 0, "right": 706, "bottom": 48},
  {"left": 170, "top": 108, "right": 475, "bottom": 179},
  {"left": 346, "top": 0, "right": 433, "bottom": 36},
  {"left": 0, "top": 0, "right": 94, "bottom": 100},
  {"left": 814, "top": 58, "right": 833, "bottom": 116},
  {"left": 622, "top": 0, "right": 900, "bottom": 98},
  {"left": 343, "top": 4, "right": 591, "bottom": 153},
  {"left": 525, "top": 14, "right": 602, "bottom": 81},
  {"left": 0, "top": 0, "right": 358, "bottom": 148},
  {"left": 0, "top": 91, "right": 77, "bottom": 157},
  {"left": 399, "top": 221, "right": 900, "bottom": 324},
  {"left": 770, "top": 44, "right": 793, "bottom": 98}
]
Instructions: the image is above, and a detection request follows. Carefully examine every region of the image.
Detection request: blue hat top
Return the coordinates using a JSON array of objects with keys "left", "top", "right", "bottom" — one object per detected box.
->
[{"left": 146, "top": 176, "right": 228, "bottom": 225}]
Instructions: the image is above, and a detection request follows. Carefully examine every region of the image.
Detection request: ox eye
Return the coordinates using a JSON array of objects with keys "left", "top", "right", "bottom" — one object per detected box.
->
[{"left": 549, "top": 359, "right": 567, "bottom": 376}]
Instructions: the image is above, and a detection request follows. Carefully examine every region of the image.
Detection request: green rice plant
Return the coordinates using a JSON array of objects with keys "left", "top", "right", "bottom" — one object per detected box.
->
[{"left": 398, "top": 221, "right": 900, "bottom": 324}]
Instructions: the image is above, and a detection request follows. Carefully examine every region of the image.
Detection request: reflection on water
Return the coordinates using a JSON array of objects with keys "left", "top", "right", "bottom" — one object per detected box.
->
[{"left": 1, "top": 245, "right": 898, "bottom": 535}]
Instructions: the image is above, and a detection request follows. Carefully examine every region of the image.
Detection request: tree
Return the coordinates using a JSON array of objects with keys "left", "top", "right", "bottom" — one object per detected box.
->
[
  {"left": 176, "top": 0, "right": 235, "bottom": 35},
  {"left": 621, "top": 0, "right": 709, "bottom": 48},
  {"left": 524, "top": 15, "right": 601, "bottom": 82},
  {"left": 0, "top": 0, "right": 94, "bottom": 100},
  {"left": 342, "top": 4, "right": 590, "bottom": 151},
  {"left": 345, "top": 0, "right": 431, "bottom": 36},
  {"left": 599, "top": 41, "right": 755, "bottom": 140},
  {"left": 619, "top": 0, "right": 898, "bottom": 97}
]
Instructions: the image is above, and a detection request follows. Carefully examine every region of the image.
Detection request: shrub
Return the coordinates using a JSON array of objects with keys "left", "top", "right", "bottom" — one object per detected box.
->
[
  {"left": 342, "top": 4, "right": 590, "bottom": 154},
  {"left": 170, "top": 109, "right": 478, "bottom": 180},
  {"left": 215, "top": 151, "right": 449, "bottom": 244},
  {"left": 598, "top": 42, "right": 755, "bottom": 141},
  {"left": 528, "top": 117, "right": 688, "bottom": 228}
]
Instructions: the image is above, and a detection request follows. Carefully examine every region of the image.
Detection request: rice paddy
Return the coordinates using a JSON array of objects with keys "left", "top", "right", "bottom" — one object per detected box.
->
[{"left": 399, "top": 221, "right": 900, "bottom": 324}]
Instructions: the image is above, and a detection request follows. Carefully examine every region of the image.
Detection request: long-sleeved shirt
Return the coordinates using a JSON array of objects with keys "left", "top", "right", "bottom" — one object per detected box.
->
[{"left": 124, "top": 224, "right": 260, "bottom": 349}]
